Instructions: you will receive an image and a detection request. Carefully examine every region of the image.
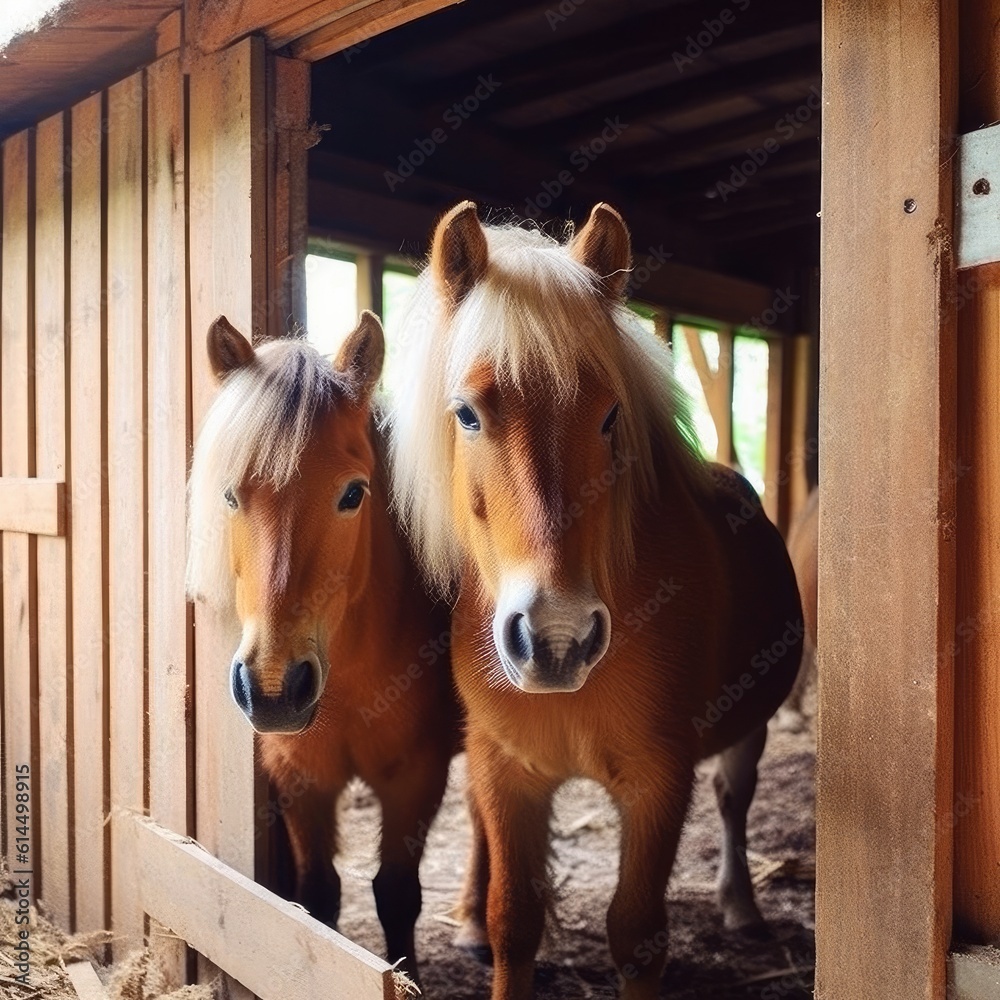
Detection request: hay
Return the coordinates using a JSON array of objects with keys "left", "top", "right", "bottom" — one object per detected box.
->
[{"left": 0, "top": 860, "right": 219, "bottom": 1000}]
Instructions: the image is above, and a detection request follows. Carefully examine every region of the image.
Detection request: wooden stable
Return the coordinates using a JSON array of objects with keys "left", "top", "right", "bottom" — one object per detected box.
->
[{"left": 0, "top": 0, "right": 997, "bottom": 998}]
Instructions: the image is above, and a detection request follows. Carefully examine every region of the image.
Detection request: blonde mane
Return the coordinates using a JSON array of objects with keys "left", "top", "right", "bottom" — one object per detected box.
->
[
  {"left": 386, "top": 223, "right": 706, "bottom": 594},
  {"left": 186, "top": 338, "right": 355, "bottom": 612}
]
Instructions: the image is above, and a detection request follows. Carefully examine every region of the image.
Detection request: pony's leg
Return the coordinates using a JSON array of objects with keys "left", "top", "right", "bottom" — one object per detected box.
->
[
  {"left": 454, "top": 785, "right": 491, "bottom": 958},
  {"left": 471, "top": 733, "right": 555, "bottom": 1000},
  {"left": 281, "top": 785, "right": 342, "bottom": 927},
  {"left": 714, "top": 723, "right": 768, "bottom": 931},
  {"left": 371, "top": 752, "right": 450, "bottom": 981},
  {"left": 607, "top": 773, "right": 691, "bottom": 1000}
]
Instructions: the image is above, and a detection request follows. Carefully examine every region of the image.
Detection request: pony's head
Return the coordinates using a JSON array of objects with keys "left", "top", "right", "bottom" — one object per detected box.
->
[
  {"left": 390, "top": 201, "right": 700, "bottom": 694},
  {"left": 187, "top": 312, "right": 385, "bottom": 733}
]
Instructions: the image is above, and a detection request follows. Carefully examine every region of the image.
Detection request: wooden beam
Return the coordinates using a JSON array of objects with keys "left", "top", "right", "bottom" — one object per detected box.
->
[
  {"left": 135, "top": 817, "right": 400, "bottom": 1000},
  {"left": 420, "top": 2, "right": 817, "bottom": 122},
  {"left": 0, "top": 479, "right": 65, "bottom": 536},
  {"left": 509, "top": 45, "right": 820, "bottom": 148},
  {"left": 291, "top": 0, "right": 463, "bottom": 62},
  {"left": 816, "top": 2, "right": 957, "bottom": 1000}
]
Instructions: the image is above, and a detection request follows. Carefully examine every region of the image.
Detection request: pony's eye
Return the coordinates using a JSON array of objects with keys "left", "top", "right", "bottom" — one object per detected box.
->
[
  {"left": 601, "top": 403, "right": 620, "bottom": 436},
  {"left": 224, "top": 487, "right": 239, "bottom": 510},
  {"left": 338, "top": 481, "right": 368, "bottom": 513},
  {"left": 454, "top": 403, "right": 481, "bottom": 432}
]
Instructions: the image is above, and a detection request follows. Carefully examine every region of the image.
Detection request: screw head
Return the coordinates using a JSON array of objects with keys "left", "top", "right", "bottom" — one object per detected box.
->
[
  {"left": 903, "top": 198, "right": 917, "bottom": 214},
  {"left": 973, "top": 177, "right": 991, "bottom": 196}
]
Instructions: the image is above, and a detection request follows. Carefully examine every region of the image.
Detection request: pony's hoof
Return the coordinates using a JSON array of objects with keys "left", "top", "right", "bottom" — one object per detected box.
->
[
  {"left": 453, "top": 920, "right": 492, "bottom": 964},
  {"left": 724, "top": 909, "right": 770, "bottom": 938}
]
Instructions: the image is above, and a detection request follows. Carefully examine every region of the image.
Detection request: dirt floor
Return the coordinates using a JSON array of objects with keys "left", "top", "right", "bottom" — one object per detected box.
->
[
  {"left": 1, "top": 722, "right": 813, "bottom": 1000},
  {"left": 335, "top": 723, "right": 816, "bottom": 1000}
]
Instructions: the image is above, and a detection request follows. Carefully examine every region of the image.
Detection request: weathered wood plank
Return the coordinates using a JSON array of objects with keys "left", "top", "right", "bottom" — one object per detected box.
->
[
  {"left": 146, "top": 51, "right": 191, "bottom": 985},
  {"left": 2, "top": 128, "right": 39, "bottom": 896},
  {"left": 135, "top": 818, "right": 396, "bottom": 1000},
  {"left": 68, "top": 91, "right": 110, "bottom": 937},
  {"left": 0, "top": 479, "right": 65, "bottom": 536},
  {"left": 816, "top": 0, "right": 958, "bottom": 998},
  {"left": 106, "top": 69, "right": 148, "bottom": 952},
  {"left": 188, "top": 39, "right": 265, "bottom": 991},
  {"left": 34, "top": 109, "right": 72, "bottom": 929},
  {"left": 953, "top": 0, "right": 1000, "bottom": 945},
  {"left": 66, "top": 961, "right": 107, "bottom": 1000}
]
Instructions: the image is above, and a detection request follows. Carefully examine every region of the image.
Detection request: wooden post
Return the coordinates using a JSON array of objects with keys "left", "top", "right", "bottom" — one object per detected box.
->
[
  {"left": 355, "top": 252, "right": 384, "bottom": 319},
  {"left": 763, "top": 338, "right": 793, "bottom": 534},
  {"left": 68, "top": 91, "right": 110, "bottom": 937},
  {"left": 2, "top": 128, "right": 40, "bottom": 896},
  {"left": 817, "top": 2, "right": 957, "bottom": 999},
  {"left": 146, "top": 51, "right": 192, "bottom": 985},
  {"left": 953, "top": 0, "right": 1000, "bottom": 946},
  {"left": 106, "top": 69, "right": 148, "bottom": 953},
  {"left": 188, "top": 37, "right": 266, "bottom": 994},
  {"left": 34, "top": 108, "right": 72, "bottom": 930}
]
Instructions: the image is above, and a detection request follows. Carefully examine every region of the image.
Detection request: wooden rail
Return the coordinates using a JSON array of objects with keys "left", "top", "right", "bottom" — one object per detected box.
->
[{"left": 136, "top": 817, "right": 402, "bottom": 1000}]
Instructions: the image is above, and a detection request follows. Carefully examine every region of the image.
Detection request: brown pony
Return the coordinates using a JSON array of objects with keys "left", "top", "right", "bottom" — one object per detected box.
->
[
  {"left": 388, "top": 203, "right": 804, "bottom": 999},
  {"left": 186, "top": 312, "right": 475, "bottom": 980}
]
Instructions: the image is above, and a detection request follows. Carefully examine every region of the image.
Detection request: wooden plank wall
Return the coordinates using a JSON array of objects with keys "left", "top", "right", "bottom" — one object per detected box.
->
[
  {"left": 817, "top": 2, "right": 957, "bottom": 1000},
  {"left": 0, "top": 33, "right": 310, "bottom": 984}
]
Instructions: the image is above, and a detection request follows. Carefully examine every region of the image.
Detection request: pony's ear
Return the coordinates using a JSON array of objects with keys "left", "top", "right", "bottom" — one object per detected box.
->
[
  {"left": 207, "top": 315, "right": 255, "bottom": 381},
  {"left": 335, "top": 310, "right": 385, "bottom": 400},
  {"left": 569, "top": 203, "right": 632, "bottom": 300},
  {"left": 431, "top": 200, "right": 488, "bottom": 306}
]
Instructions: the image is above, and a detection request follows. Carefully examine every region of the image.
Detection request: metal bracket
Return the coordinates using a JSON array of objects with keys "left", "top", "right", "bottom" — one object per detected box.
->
[{"left": 957, "top": 122, "right": 1000, "bottom": 269}]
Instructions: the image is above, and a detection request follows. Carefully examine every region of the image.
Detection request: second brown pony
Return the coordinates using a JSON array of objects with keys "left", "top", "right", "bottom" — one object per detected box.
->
[
  {"left": 186, "top": 312, "right": 470, "bottom": 979},
  {"left": 389, "top": 202, "right": 804, "bottom": 999}
]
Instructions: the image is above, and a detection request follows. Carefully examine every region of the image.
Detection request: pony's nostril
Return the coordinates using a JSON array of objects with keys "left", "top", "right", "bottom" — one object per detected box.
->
[
  {"left": 285, "top": 660, "right": 318, "bottom": 713},
  {"left": 506, "top": 613, "right": 533, "bottom": 664},
  {"left": 231, "top": 661, "right": 253, "bottom": 715},
  {"left": 580, "top": 611, "right": 605, "bottom": 665}
]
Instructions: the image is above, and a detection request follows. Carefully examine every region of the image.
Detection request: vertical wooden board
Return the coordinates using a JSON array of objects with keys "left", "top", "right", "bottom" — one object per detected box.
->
[
  {"left": 34, "top": 110, "right": 72, "bottom": 929},
  {"left": 146, "top": 52, "right": 191, "bottom": 985},
  {"left": 953, "top": 0, "right": 1000, "bottom": 945},
  {"left": 817, "top": 0, "right": 957, "bottom": 998},
  {"left": 189, "top": 39, "right": 266, "bottom": 994},
  {"left": 763, "top": 339, "right": 792, "bottom": 534},
  {"left": 106, "top": 69, "right": 147, "bottom": 953},
  {"left": 267, "top": 55, "right": 310, "bottom": 339},
  {"left": 2, "top": 129, "right": 39, "bottom": 896},
  {"left": 188, "top": 32, "right": 263, "bottom": 881},
  {"left": 69, "top": 92, "right": 110, "bottom": 936}
]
